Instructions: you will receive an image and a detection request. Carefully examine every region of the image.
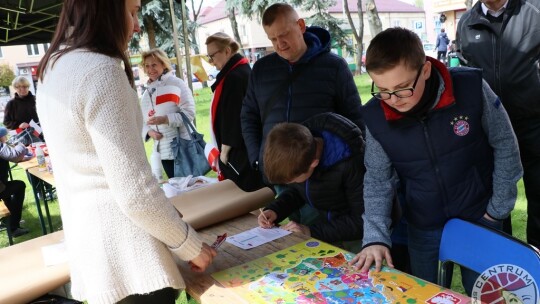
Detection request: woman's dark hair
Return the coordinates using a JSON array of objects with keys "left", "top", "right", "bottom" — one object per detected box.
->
[{"left": 37, "top": 0, "right": 135, "bottom": 86}]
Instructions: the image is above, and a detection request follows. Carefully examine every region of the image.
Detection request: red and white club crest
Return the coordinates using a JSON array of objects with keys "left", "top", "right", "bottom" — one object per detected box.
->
[{"left": 450, "top": 115, "right": 470, "bottom": 136}]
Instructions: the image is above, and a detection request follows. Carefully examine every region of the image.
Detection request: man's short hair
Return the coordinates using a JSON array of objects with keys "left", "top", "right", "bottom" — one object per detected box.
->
[
  {"left": 262, "top": 3, "right": 298, "bottom": 26},
  {"left": 264, "top": 122, "right": 317, "bottom": 184},
  {"left": 366, "top": 27, "right": 425, "bottom": 74}
]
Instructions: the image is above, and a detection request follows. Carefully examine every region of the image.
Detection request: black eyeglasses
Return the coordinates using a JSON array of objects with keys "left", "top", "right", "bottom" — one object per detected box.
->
[
  {"left": 207, "top": 50, "right": 222, "bottom": 62},
  {"left": 371, "top": 65, "right": 424, "bottom": 100}
]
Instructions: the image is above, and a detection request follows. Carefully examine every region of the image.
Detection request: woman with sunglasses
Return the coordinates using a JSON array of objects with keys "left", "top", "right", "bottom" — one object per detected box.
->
[{"left": 140, "top": 48, "right": 196, "bottom": 179}]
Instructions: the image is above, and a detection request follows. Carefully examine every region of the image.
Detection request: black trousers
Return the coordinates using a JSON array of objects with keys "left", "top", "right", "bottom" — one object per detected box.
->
[
  {"left": 437, "top": 51, "right": 447, "bottom": 61},
  {"left": 512, "top": 117, "right": 540, "bottom": 248},
  {"left": 0, "top": 180, "right": 26, "bottom": 231},
  {"left": 161, "top": 159, "right": 175, "bottom": 179},
  {"left": 116, "top": 287, "right": 178, "bottom": 304}
]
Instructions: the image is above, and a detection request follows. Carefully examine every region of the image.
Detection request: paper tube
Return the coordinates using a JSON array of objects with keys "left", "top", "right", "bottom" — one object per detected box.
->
[{"left": 169, "top": 180, "right": 275, "bottom": 230}]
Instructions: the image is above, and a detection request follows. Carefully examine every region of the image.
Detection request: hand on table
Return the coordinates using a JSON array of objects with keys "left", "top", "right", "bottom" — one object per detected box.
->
[
  {"left": 281, "top": 221, "right": 310, "bottom": 236},
  {"left": 148, "top": 130, "right": 163, "bottom": 140},
  {"left": 349, "top": 245, "right": 393, "bottom": 273},
  {"left": 258, "top": 209, "right": 277, "bottom": 228},
  {"left": 147, "top": 115, "right": 168, "bottom": 125},
  {"left": 188, "top": 243, "right": 217, "bottom": 273}
]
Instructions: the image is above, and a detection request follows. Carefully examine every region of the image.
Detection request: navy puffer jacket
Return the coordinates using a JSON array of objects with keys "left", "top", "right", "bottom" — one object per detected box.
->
[{"left": 241, "top": 27, "right": 363, "bottom": 175}]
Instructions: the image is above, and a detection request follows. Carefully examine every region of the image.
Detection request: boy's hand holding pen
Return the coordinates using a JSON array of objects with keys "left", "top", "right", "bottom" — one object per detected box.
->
[{"left": 258, "top": 208, "right": 277, "bottom": 228}]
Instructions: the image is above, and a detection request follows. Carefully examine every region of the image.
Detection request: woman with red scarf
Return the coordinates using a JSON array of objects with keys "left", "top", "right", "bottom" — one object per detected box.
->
[{"left": 206, "top": 32, "right": 264, "bottom": 192}]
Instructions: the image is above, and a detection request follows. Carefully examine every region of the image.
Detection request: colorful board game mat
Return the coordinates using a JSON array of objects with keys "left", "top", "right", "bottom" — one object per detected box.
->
[{"left": 212, "top": 239, "right": 471, "bottom": 304}]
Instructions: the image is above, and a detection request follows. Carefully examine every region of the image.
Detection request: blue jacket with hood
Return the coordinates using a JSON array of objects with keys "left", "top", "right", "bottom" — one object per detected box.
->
[{"left": 241, "top": 27, "right": 363, "bottom": 176}]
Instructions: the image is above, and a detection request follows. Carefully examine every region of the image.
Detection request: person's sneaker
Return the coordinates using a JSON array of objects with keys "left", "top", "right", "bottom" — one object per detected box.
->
[
  {"left": 19, "top": 219, "right": 25, "bottom": 225},
  {"left": 11, "top": 227, "right": 29, "bottom": 237}
]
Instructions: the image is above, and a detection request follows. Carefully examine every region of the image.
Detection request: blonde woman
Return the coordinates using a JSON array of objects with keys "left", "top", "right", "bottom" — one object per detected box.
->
[
  {"left": 3, "top": 76, "right": 39, "bottom": 131},
  {"left": 140, "top": 48, "right": 196, "bottom": 178},
  {"left": 206, "top": 32, "right": 264, "bottom": 191}
]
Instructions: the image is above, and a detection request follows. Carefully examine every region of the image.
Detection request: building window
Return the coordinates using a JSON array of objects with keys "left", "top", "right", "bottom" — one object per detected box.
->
[
  {"left": 392, "top": 20, "right": 401, "bottom": 27},
  {"left": 27, "top": 44, "right": 40, "bottom": 56},
  {"left": 0, "top": 47, "right": 3, "bottom": 58},
  {"left": 43, "top": 43, "right": 50, "bottom": 52}
]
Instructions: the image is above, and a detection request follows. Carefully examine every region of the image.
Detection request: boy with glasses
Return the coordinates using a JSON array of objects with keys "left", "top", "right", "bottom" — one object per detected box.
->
[{"left": 350, "top": 27, "right": 522, "bottom": 295}]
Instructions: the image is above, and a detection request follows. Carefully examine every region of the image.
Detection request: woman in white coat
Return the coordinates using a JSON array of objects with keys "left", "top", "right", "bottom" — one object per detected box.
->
[
  {"left": 36, "top": 1, "right": 216, "bottom": 302},
  {"left": 140, "top": 48, "right": 196, "bottom": 178}
]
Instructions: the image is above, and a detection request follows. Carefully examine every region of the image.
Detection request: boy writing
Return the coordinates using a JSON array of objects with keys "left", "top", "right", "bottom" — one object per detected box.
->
[
  {"left": 350, "top": 27, "right": 522, "bottom": 294},
  {"left": 258, "top": 112, "right": 365, "bottom": 251}
]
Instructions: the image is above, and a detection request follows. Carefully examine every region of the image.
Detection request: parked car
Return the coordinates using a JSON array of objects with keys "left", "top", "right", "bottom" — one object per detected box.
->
[{"left": 423, "top": 43, "right": 437, "bottom": 57}]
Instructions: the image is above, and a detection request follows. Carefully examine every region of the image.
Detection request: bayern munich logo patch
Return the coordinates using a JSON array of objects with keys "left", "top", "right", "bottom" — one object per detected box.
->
[
  {"left": 472, "top": 264, "right": 539, "bottom": 304},
  {"left": 450, "top": 115, "right": 470, "bottom": 136}
]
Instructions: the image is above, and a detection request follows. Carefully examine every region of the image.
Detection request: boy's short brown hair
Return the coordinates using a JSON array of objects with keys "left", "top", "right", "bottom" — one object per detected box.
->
[
  {"left": 264, "top": 122, "right": 317, "bottom": 184},
  {"left": 366, "top": 27, "right": 425, "bottom": 74}
]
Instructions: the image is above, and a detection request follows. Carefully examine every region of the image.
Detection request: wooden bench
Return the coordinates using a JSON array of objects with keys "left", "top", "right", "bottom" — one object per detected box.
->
[{"left": 0, "top": 200, "right": 13, "bottom": 245}]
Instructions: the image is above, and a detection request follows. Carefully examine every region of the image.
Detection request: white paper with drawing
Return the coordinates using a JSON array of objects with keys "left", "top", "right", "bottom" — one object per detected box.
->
[{"left": 226, "top": 227, "right": 291, "bottom": 249}]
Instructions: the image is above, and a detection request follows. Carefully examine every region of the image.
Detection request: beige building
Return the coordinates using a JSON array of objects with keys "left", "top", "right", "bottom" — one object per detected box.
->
[
  {"left": 0, "top": 43, "right": 49, "bottom": 97},
  {"left": 431, "top": 0, "right": 478, "bottom": 41},
  {"left": 195, "top": 0, "right": 425, "bottom": 69}
]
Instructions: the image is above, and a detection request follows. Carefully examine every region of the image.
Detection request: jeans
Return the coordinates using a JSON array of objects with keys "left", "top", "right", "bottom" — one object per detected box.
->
[
  {"left": 161, "top": 159, "right": 174, "bottom": 179},
  {"left": 408, "top": 216, "right": 503, "bottom": 295}
]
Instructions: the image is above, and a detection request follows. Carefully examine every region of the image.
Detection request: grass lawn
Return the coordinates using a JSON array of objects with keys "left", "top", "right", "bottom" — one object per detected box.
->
[{"left": 0, "top": 73, "right": 528, "bottom": 302}]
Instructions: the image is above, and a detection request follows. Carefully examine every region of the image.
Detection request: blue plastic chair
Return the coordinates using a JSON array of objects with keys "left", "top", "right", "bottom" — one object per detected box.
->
[{"left": 438, "top": 218, "right": 540, "bottom": 300}]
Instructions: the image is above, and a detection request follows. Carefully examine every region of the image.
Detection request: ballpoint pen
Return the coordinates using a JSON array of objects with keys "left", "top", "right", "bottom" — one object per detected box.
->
[{"left": 228, "top": 162, "right": 240, "bottom": 175}]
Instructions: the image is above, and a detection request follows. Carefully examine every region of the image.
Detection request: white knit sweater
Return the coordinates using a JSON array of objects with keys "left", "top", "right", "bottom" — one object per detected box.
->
[
  {"left": 36, "top": 50, "right": 204, "bottom": 304},
  {"left": 140, "top": 71, "right": 196, "bottom": 160}
]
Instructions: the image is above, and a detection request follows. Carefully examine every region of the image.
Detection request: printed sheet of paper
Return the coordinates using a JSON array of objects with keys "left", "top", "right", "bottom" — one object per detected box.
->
[{"left": 226, "top": 227, "right": 291, "bottom": 249}]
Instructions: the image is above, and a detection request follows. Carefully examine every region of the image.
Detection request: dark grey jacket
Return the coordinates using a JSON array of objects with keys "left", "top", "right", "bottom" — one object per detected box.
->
[{"left": 457, "top": 0, "right": 540, "bottom": 119}]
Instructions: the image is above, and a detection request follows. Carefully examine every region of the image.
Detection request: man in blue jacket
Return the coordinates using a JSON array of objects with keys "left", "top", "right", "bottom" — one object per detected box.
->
[
  {"left": 241, "top": 3, "right": 363, "bottom": 182},
  {"left": 435, "top": 28, "right": 450, "bottom": 62}
]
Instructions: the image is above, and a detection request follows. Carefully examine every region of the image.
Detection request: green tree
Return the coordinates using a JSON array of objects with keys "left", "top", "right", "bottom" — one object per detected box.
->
[
  {"left": 0, "top": 64, "right": 15, "bottom": 88},
  {"left": 230, "top": 0, "right": 352, "bottom": 53},
  {"left": 343, "top": 0, "right": 365, "bottom": 75},
  {"left": 365, "top": 0, "right": 382, "bottom": 38}
]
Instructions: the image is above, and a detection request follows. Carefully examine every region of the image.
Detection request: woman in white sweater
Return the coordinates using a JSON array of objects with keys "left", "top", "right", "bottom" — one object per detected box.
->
[
  {"left": 140, "top": 48, "right": 196, "bottom": 178},
  {"left": 35, "top": 1, "right": 216, "bottom": 303}
]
